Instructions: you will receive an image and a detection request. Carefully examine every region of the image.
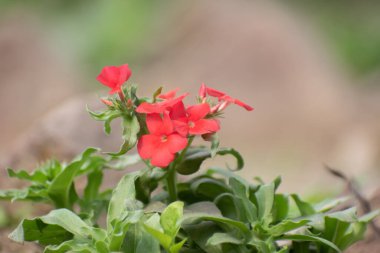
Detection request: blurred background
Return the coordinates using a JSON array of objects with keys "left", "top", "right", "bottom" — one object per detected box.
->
[{"left": 1, "top": 1, "right": 380, "bottom": 250}]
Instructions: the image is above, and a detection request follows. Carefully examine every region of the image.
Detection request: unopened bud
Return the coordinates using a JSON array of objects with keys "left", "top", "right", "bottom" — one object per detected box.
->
[{"left": 101, "top": 98, "right": 113, "bottom": 107}]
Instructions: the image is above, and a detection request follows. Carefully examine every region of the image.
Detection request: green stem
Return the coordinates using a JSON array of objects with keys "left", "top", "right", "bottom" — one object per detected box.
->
[
  {"left": 166, "top": 164, "right": 177, "bottom": 203},
  {"left": 166, "top": 136, "right": 194, "bottom": 203}
]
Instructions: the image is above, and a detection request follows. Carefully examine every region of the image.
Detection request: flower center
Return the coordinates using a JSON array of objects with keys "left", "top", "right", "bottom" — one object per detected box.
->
[
  {"left": 161, "top": 135, "right": 168, "bottom": 142},
  {"left": 188, "top": 121, "right": 195, "bottom": 128}
]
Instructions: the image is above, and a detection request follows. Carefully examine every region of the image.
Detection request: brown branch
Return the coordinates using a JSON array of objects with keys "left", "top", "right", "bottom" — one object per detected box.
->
[{"left": 325, "top": 165, "right": 380, "bottom": 236}]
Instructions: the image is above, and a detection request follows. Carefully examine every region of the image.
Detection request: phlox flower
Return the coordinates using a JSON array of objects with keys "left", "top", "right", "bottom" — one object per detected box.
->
[
  {"left": 170, "top": 102, "right": 220, "bottom": 136},
  {"left": 96, "top": 64, "right": 132, "bottom": 94},
  {"left": 137, "top": 112, "right": 188, "bottom": 167}
]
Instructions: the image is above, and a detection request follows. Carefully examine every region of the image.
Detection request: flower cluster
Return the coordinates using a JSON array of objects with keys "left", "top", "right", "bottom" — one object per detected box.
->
[{"left": 97, "top": 64, "right": 253, "bottom": 167}]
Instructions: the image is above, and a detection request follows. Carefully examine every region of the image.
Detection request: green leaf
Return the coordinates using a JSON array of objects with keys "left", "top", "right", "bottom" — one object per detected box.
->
[
  {"left": 9, "top": 219, "right": 73, "bottom": 246},
  {"left": 108, "top": 154, "right": 141, "bottom": 170},
  {"left": 39, "top": 209, "right": 95, "bottom": 238},
  {"left": 229, "top": 177, "right": 258, "bottom": 223},
  {"left": 48, "top": 148, "right": 102, "bottom": 209},
  {"left": 269, "top": 220, "right": 309, "bottom": 236},
  {"left": 210, "top": 133, "right": 220, "bottom": 158},
  {"left": 313, "top": 196, "right": 350, "bottom": 213},
  {"left": 108, "top": 199, "right": 144, "bottom": 251},
  {"left": 83, "top": 169, "right": 103, "bottom": 207},
  {"left": 123, "top": 223, "right": 160, "bottom": 253},
  {"left": 107, "top": 171, "right": 140, "bottom": 230},
  {"left": 280, "top": 234, "right": 341, "bottom": 253},
  {"left": 255, "top": 183, "right": 275, "bottom": 222},
  {"left": 170, "top": 238, "right": 187, "bottom": 253},
  {"left": 273, "top": 194, "right": 289, "bottom": 222},
  {"left": 191, "top": 178, "right": 231, "bottom": 200},
  {"left": 176, "top": 147, "right": 244, "bottom": 175},
  {"left": 206, "top": 232, "right": 243, "bottom": 246},
  {"left": 291, "top": 194, "right": 316, "bottom": 216},
  {"left": 214, "top": 193, "right": 239, "bottom": 220},
  {"left": 144, "top": 213, "right": 172, "bottom": 250},
  {"left": 107, "top": 114, "right": 140, "bottom": 156},
  {"left": 87, "top": 105, "right": 122, "bottom": 135},
  {"left": 44, "top": 239, "right": 97, "bottom": 253},
  {"left": 182, "top": 213, "right": 250, "bottom": 234},
  {"left": 160, "top": 201, "right": 184, "bottom": 237}
]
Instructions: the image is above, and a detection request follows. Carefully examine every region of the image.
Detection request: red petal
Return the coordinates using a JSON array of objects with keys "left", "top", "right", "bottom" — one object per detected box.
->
[
  {"left": 118, "top": 64, "right": 132, "bottom": 84},
  {"left": 170, "top": 101, "right": 186, "bottom": 120},
  {"left": 162, "top": 112, "right": 174, "bottom": 135},
  {"left": 234, "top": 99, "right": 254, "bottom": 111},
  {"left": 189, "top": 119, "right": 220, "bottom": 135},
  {"left": 146, "top": 114, "right": 164, "bottom": 135},
  {"left": 151, "top": 146, "right": 175, "bottom": 168},
  {"left": 136, "top": 102, "right": 164, "bottom": 114},
  {"left": 137, "top": 135, "right": 161, "bottom": 159},
  {"left": 206, "top": 86, "right": 226, "bottom": 97},
  {"left": 166, "top": 134, "right": 188, "bottom": 153},
  {"left": 187, "top": 103, "right": 210, "bottom": 121},
  {"left": 136, "top": 93, "right": 189, "bottom": 114},
  {"left": 96, "top": 64, "right": 132, "bottom": 94},
  {"left": 199, "top": 83, "right": 207, "bottom": 99},
  {"left": 173, "top": 119, "right": 189, "bottom": 137},
  {"left": 158, "top": 88, "right": 179, "bottom": 100}
]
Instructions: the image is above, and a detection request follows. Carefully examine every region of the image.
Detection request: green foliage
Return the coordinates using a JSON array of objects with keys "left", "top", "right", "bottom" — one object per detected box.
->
[
  {"left": 3, "top": 156, "right": 378, "bottom": 252},
  {"left": 1, "top": 83, "right": 378, "bottom": 252}
]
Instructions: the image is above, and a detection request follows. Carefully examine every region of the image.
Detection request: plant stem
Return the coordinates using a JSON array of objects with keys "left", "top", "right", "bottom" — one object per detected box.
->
[
  {"left": 166, "top": 136, "right": 194, "bottom": 203},
  {"left": 166, "top": 164, "right": 177, "bottom": 203}
]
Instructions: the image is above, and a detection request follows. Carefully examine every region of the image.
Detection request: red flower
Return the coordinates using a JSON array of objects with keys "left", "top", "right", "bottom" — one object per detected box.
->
[
  {"left": 199, "top": 83, "right": 254, "bottom": 112},
  {"left": 171, "top": 102, "right": 220, "bottom": 136},
  {"left": 97, "top": 64, "right": 132, "bottom": 94},
  {"left": 137, "top": 112, "right": 188, "bottom": 167},
  {"left": 136, "top": 92, "right": 189, "bottom": 114}
]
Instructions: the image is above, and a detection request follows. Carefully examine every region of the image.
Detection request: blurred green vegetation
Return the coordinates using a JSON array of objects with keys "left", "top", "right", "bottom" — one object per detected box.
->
[
  {"left": 1, "top": 1, "right": 380, "bottom": 79},
  {"left": 287, "top": 0, "right": 380, "bottom": 78},
  {"left": 0, "top": 0, "right": 172, "bottom": 78},
  {"left": 0, "top": 207, "right": 7, "bottom": 228}
]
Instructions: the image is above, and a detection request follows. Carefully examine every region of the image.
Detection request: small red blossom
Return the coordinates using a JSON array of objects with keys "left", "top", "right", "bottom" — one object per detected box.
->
[
  {"left": 171, "top": 102, "right": 220, "bottom": 136},
  {"left": 97, "top": 64, "right": 132, "bottom": 94},
  {"left": 136, "top": 92, "right": 189, "bottom": 114},
  {"left": 137, "top": 112, "right": 188, "bottom": 167},
  {"left": 199, "top": 83, "right": 254, "bottom": 112}
]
